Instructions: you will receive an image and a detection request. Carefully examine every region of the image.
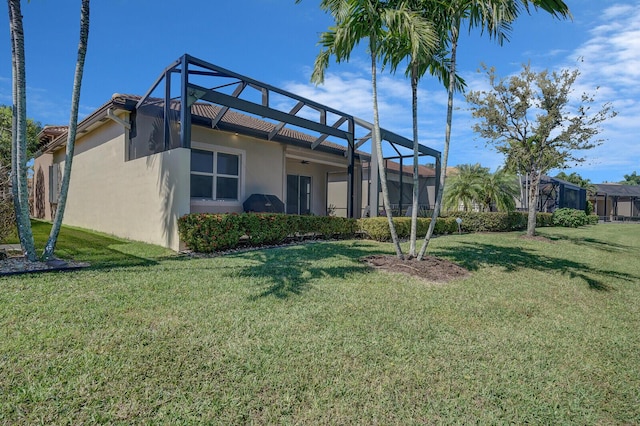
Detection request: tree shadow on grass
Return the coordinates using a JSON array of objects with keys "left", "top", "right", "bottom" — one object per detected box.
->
[
  {"left": 431, "top": 242, "right": 638, "bottom": 291},
  {"left": 20, "top": 219, "right": 173, "bottom": 270},
  {"left": 543, "top": 234, "right": 640, "bottom": 255},
  {"left": 222, "top": 241, "right": 385, "bottom": 300}
]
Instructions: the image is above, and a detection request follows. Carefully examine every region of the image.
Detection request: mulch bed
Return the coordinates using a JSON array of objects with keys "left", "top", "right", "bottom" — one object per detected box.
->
[
  {"left": 0, "top": 251, "right": 89, "bottom": 277},
  {"left": 361, "top": 254, "right": 470, "bottom": 283}
]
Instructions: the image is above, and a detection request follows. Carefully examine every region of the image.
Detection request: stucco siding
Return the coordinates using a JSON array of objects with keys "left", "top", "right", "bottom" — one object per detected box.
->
[
  {"left": 190, "top": 127, "right": 285, "bottom": 213},
  {"left": 53, "top": 121, "right": 190, "bottom": 250}
]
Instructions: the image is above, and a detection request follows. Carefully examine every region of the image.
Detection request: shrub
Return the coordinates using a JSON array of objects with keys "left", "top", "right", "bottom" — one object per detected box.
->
[
  {"left": 585, "top": 199, "right": 594, "bottom": 215},
  {"left": 355, "top": 217, "right": 392, "bottom": 241},
  {"left": 178, "top": 213, "right": 357, "bottom": 252},
  {"left": 552, "top": 208, "right": 589, "bottom": 228},
  {"left": 356, "top": 217, "right": 456, "bottom": 241},
  {"left": 294, "top": 215, "right": 356, "bottom": 238},
  {"left": 0, "top": 162, "right": 16, "bottom": 243},
  {"left": 450, "top": 212, "right": 526, "bottom": 232},
  {"left": 239, "top": 213, "right": 291, "bottom": 245},
  {"left": 442, "top": 211, "right": 555, "bottom": 232},
  {"left": 177, "top": 213, "right": 243, "bottom": 252},
  {"left": 0, "top": 196, "right": 16, "bottom": 243},
  {"left": 536, "top": 212, "right": 554, "bottom": 227}
]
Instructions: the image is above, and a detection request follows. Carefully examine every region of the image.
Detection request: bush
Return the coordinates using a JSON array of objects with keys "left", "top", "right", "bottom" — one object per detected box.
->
[
  {"left": 293, "top": 215, "right": 356, "bottom": 238},
  {"left": 451, "top": 212, "right": 527, "bottom": 232},
  {"left": 585, "top": 199, "right": 594, "bottom": 215},
  {"left": 0, "top": 196, "right": 16, "bottom": 244},
  {"left": 356, "top": 217, "right": 457, "bottom": 241},
  {"left": 536, "top": 212, "right": 554, "bottom": 227},
  {"left": 442, "top": 211, "right": 555, "bottom": 232},
  {"left": 178, "top": 213, "right": 357, "bottom": 252},
  {"left": 0, "top": 162, "right": 16, "bottom": 243},
  {"left": 552, "top": 208, "right": 589, "bottom": 228},
  {"left": 177, "top": 213, "right": 243, "bottom": 252},
  {"left": 239, "top": 213, "right": 291, "bottom": 245}
]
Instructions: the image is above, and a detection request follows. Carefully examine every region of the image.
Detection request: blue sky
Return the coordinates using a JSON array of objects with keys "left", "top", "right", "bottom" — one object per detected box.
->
[{"left": 0, "top": 0, "right": 637, "bottom": 183}]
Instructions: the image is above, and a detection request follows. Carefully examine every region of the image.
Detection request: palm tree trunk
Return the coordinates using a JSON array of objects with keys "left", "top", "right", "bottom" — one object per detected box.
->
[
  {"left": 43, "top": 0, "right": 90, "bottom": 260},
  {"left": 418, "top": 18, "right": 460, "bottom": 260},
  {"left": 370, "top": 47, "right": 403, "bottom": 259},
  {"left": 409, "top": 63, "right": 419, "bottom": 257},
  {"left": 8, "top": 0, "right": 36, "bottom": 261}
]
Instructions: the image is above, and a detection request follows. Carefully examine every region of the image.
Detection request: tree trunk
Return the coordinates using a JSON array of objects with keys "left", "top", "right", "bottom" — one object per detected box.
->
[
  {"left": 43, "top": 0, "right": 90, "bottom": 260},
  {"left": 418, "top": 18, "right": 460, "bottom": 260},
  {"left": 370, "top": 47, "right": 403, "bottom": 259},
  {"left": 527, "top": 169, "right": 540, "bottom": 236},
  {"left": 409, "top": 63, "right": 419, "bottom": 257},
  {"left": 8, "top": 0, "right": 36, "bottom": 261}
]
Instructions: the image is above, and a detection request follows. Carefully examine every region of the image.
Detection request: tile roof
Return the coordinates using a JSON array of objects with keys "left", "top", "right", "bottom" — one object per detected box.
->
[
  {"left": 38, "top": 125, "right": 68, "bottom": 145},
  {"left": 123, "top": 94, "right": 356, "bottom": 156},
  {"left": 38, "top": 94, "right": 435, "bottom": 177}
]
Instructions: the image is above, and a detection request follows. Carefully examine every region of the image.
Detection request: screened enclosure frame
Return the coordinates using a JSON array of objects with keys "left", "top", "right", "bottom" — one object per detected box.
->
[{"left": 135, "top": 54, "right": 441, "bottom": 218}]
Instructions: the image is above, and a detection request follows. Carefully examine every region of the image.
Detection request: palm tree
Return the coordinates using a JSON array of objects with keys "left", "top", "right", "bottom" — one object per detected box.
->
[
  {"left": 43, "top": 0, "right": 90, "bottom": 261},
  {"left": 479, "top": 167, "right": 519, "bottom": 211},
  {"left": 416, "top": 0, "right": 570, "bottom": 260},
  {"left": 443, "top": 163, "right": 487, "bottom": 211},
  {"left": 7, "top": 0, "right": 37, "bottom": 261},
  {"left": 304, "top": 0, "right": 437, "bottom": 259},
  {"left": 382, "top": 0, "right": 465, "bottom": 257}
]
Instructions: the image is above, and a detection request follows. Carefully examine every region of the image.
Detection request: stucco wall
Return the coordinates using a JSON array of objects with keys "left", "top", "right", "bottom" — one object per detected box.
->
[
  {"left": 50, "top": 120, "right": 190, "bottom": 251},
  {"left": 190, "top": 127, "right": 285, "bottom": 214},
  {"left": 39, "top": 120, "right": 368, "bottom": 249}
]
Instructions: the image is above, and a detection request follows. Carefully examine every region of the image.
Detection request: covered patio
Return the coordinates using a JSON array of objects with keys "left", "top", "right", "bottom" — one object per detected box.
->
[
  {"left": 134, "top": 54, "right": 441, "bottom": 218},
  {"left": 592, "top": 184, "right": 640, "bottom": 221}
]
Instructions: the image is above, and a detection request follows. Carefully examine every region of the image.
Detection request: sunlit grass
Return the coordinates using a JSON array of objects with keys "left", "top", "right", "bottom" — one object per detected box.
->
[{"left": 1, "top": 223, "right": 639, "bottom": 423}]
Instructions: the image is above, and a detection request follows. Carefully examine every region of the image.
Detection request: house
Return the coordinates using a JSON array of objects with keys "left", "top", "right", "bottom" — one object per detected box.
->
[
  {"left": 516, "top": 175, "right": 586, "bottom": 213},
  {"left": 591, "top": 184, "right": 640, "bottom": 221},
  {"left": 32, "top": 54, "right": 440, "bottom": 251}
]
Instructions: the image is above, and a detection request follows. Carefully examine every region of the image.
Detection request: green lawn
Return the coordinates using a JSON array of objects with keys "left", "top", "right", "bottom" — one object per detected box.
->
[{"left": 1, "top": 223, "right": 639, "bottom": 424}]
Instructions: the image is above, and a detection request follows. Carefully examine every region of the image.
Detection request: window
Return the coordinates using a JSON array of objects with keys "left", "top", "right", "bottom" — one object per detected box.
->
[
  {"left": 287, "top": 174, "right": 311, "bottom": 215},
  {"left": 190, "top": 149, "right": 241, "bottom": 201}
]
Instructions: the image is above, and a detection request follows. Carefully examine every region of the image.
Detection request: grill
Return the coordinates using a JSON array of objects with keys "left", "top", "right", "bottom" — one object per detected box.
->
[{"left": 243, "top": 194, "right": 285, "bottom": 213}]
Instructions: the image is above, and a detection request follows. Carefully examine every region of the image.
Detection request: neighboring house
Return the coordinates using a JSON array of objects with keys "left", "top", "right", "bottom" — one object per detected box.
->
[
  {"left": 516, "top": 175, "right": 587, "bottom": 213},
  {"left": 32, "top": 54, "right": 440, "bottom": 251},
  {"left": 328, "top": 160, "right": 437, "bottom": 217},
  {"left": 591, "top": 184, "right": 640, "bottom": 221}
]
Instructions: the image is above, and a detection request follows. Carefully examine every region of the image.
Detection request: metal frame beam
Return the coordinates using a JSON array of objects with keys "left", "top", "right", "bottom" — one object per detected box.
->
[{"left": 134, "top": 54, "right": 441, "bottom": 219}]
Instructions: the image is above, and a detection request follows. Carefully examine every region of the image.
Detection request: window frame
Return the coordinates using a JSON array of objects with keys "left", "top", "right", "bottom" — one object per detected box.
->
[{"left": 190, "top": 142, "right": 245, "bottom": 207}]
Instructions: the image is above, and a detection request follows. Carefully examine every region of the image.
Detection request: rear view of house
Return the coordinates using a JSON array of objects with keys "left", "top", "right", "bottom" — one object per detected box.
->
[{"left": 33, "top": 55, "right": 440, "bottom": 250}]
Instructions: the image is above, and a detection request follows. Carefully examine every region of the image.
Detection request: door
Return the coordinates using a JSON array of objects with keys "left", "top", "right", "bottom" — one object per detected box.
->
[{"left": 287, "top": 174, "right": 311, "bottom": 215}]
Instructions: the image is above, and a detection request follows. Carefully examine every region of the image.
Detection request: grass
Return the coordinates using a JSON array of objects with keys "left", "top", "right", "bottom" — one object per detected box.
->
[
  {"left": 2, "top": 219, "right": 175, "bottom": 267},
  {"left": 1, "top": 223, "right": 639, "bottom": 424}
]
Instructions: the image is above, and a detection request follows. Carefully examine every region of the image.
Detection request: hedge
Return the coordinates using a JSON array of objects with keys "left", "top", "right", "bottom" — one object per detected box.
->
[
  {"left": 178, "top": 213, "right": 356, "bottom": 253},
  {"left": 356, "top": 217, "right": 458, "bottom": 242},
  {"left": 452, "top": 211, "right": 554, "bottom": 233},
  {"left": 178, "top": 210, "right": 581, "bottom": 253}
]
